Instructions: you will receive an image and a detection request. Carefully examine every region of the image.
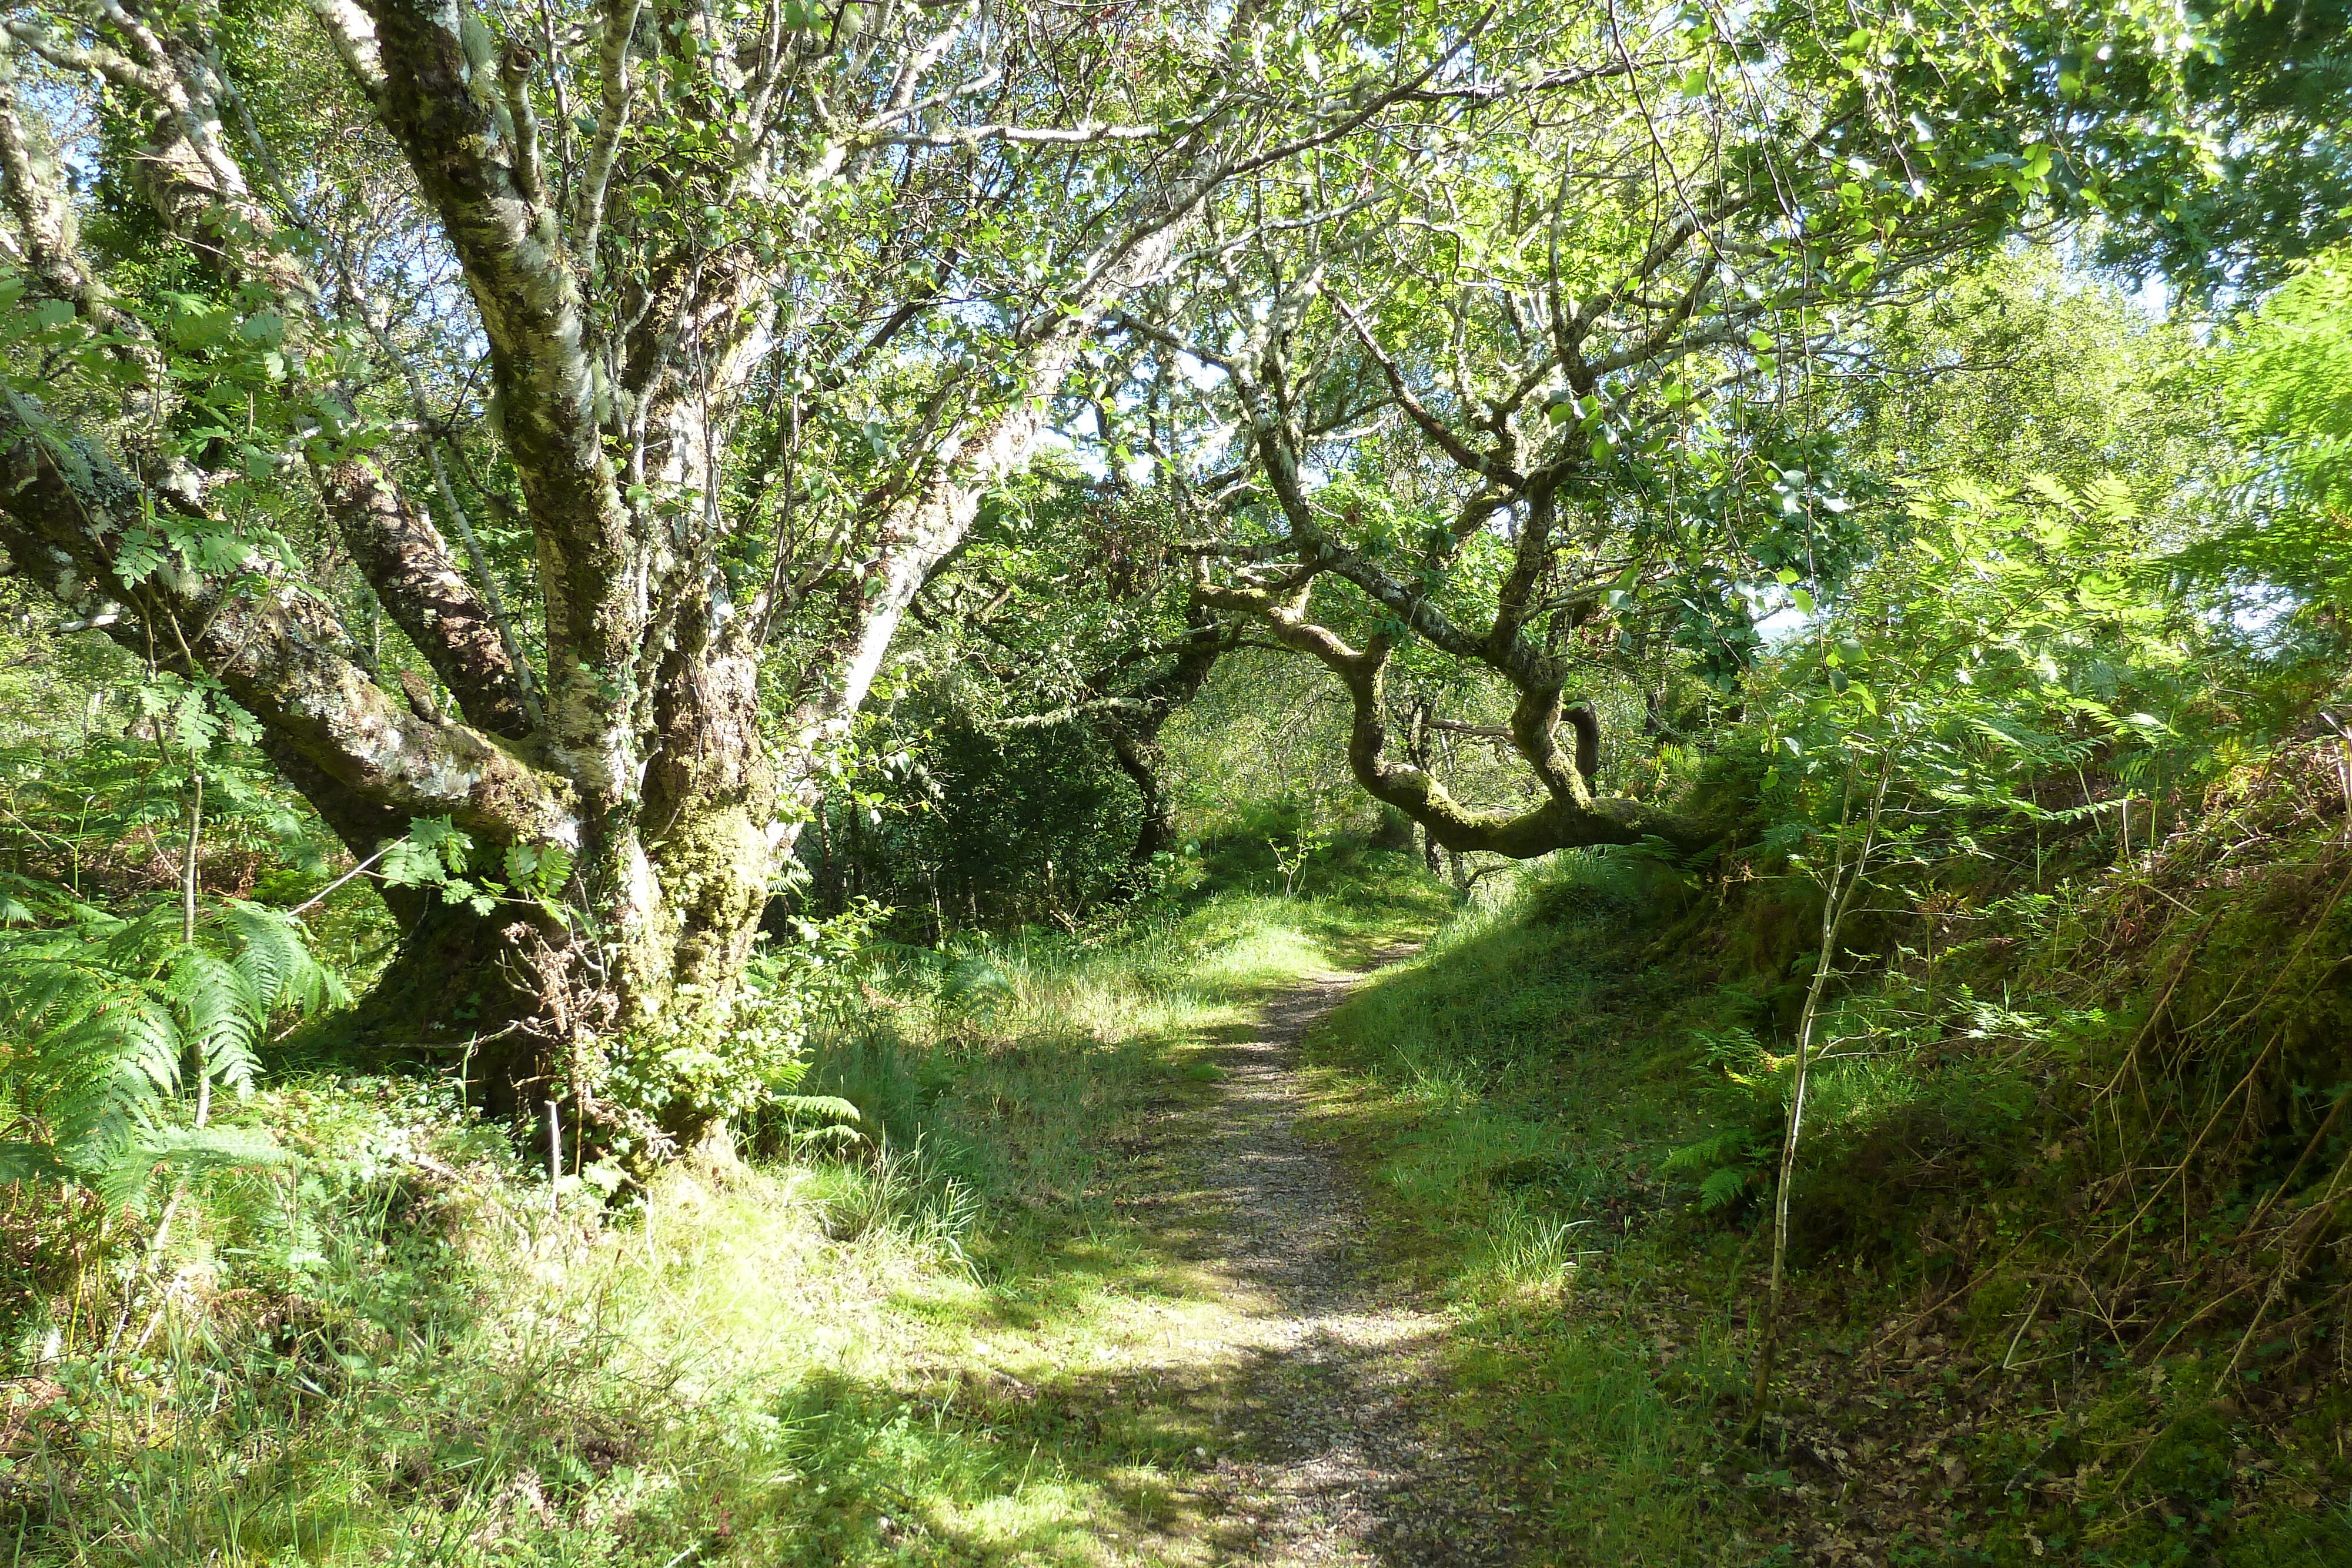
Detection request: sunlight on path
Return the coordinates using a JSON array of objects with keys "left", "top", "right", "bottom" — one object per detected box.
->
[{"left": 1050, "top": 954, "right": 1532, "bottom": 1567}]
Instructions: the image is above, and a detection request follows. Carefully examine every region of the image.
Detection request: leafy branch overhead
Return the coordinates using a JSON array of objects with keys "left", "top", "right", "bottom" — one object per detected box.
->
[
  {"left": 0, "top": 0, "right": 1538, "bottom": 1128},
  {"left": 1098, "top": 0, "right": 2126, "bottom": 861}
]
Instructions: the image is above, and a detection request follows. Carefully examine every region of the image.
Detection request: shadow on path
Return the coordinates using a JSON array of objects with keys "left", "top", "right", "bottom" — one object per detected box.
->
[{"left": 1077, "top": 949, "right": 1536, "bottom": 1568}]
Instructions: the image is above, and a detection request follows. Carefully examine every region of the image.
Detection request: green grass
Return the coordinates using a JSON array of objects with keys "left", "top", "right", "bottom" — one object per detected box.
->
[
  {"left": 26, "top": 818, "right": 2351, "bottom": 1567},
  {"left": 1285, "top": 857, "right": 1752, "bottom": 1562},
  {"left": 4, "top": 848, "right": 1448, "bottom": 1566},
  {"left": 1288, "top": 844, "right": 2352, "bottom": 1567}
]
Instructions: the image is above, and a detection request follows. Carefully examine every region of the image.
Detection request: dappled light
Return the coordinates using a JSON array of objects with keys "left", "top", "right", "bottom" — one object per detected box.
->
[{"left": 0, "top": 0, "right": 2350, "bottom": 1562}]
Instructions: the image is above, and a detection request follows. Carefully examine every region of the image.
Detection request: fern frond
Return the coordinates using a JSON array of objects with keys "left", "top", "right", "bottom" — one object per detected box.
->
[
  {"left": 0, "top": 940, "right": 185, "bottom": 1183},
  {"left": 0, "top": 893, "right": 333, "bottom": 1204},
  {"left": 74, "top": 991, "right": 183, "bottom": 1135},
  {"left": 772, "top": 1094, "right": 863, "bottom": 1124},
  {"left": 169, "top": 947, "right": 263, "bottom": 1101},
  {"left": 940, "top": 957, "right": 1014, "bottom": 1004},
  {"left": 1662, "top": 1130, "right": 1751, "bottom": 1174},
  {"left": 1697, "top": 1166, "right": 1751, "bottom": 1211},
  {"left": 91, "top": 1126, "right": 283, "bottom": 1210},
  {"left": 224, "top": 900, "right": 346, "bottom": 1014},
  {"left": 96, "top": 907, "right": 179, "bottom": 974}
]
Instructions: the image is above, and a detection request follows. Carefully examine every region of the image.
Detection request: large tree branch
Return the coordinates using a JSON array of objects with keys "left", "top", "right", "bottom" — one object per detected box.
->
[
  {"left": 572, "top": 0, "right": 643, "bottom": 261},
  {"left": 0, "top": 390, "right": 573, "bottom": 842},
  {"left": 20, "top": 19, "right": 537, "bottom": 739},
  {"left": 362, "top": 0, "right": 636, "bottom": 790},
  {"left": 1197, "top": 575, "right": 1702, "bottom": 857},
  {"left": 312, "top": 458, "right": 535, "bottom": 737}
]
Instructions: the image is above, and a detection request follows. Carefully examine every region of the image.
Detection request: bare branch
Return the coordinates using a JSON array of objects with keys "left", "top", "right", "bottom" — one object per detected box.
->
[
  {"left": 302, "top": 0, "right": 386, "bottom": 93},
  {"left": 1332, "top": 295, "right": 1527, "bottom": 489},
  {"left": 573, "top": 0, "right": 644, "bottom": 263}
]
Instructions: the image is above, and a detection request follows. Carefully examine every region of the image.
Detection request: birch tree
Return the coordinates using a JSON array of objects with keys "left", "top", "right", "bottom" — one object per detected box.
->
[{"left": 0, "top": 0, "right": 1480, "bottom": 1138}]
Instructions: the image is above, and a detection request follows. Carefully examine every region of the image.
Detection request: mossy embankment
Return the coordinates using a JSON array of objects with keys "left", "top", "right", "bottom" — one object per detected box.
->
[{"left": 1294, "top": 741, "right": 2352, "bottom": 1565}]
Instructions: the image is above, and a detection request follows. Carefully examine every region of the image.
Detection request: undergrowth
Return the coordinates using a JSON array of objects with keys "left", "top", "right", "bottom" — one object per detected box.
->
[
  {"left": 0, "top": 848, "right": 1445, "bottom": 1565},
  {"left": 1297, "top": 740, "right": 2352, "bottom": 1565}
]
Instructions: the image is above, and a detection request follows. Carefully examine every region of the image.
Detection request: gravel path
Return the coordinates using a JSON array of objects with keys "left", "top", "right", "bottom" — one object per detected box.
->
[{"left": 1108, "top": 952, "right": 1538, "bottom": 1567}]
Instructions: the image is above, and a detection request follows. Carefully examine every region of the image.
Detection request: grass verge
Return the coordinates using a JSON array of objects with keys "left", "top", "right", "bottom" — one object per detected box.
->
[
  {"left": 1293, "top": 789, "right": 2352, "bottom": 1567},
  {"left": 5, "top": 850, "right": 1446, "bottom": 1566}
]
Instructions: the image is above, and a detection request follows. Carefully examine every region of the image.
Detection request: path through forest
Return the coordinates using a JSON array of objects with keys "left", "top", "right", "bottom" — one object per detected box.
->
[{"left": 1064, "top": 949, "right": 1536, "bottom": 1566}]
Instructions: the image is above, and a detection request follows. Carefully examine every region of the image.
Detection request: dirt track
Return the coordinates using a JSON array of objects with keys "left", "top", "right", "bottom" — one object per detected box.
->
[{"left": 1101, "top": 951, "right": 1538, "bottom": 1566}]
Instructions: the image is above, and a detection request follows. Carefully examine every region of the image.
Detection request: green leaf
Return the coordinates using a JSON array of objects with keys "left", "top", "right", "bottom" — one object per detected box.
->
[
  {"left": 773, "top": 1094, "right": 861, "bottom": 1123},
  {"left": 1698, "top": 1167, "right": 1749, "bottom": 1210}
]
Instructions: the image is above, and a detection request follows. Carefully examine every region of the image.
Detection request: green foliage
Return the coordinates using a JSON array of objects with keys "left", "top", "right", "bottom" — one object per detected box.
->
[
  {"left": 1662, "top": 1028, "right": 1784, "bottom": 1214},
  {"left": 801, "top": 711, "right": 1145, "bottom": 938},
  {"left": 2216, "top": 245, "right": 2352, "bottom": 512},
  {"left": 2070, "top": 0, "right": 2352, "bottom": 293},
  {"left": 1750, "top": 470, "right": 2209, "bottom": 878},
  {"left": 2163, "top": 243, "right": 2352, "bottom": 684},
  {"left": 375, "top": 814, "right": 578, "bottom": 923},
  {"left": 597, "top": 902, "right": 881, "bottom": 1158},
  {"left": 800, "top": 463, "right": 1217, "bottom": 937},
  {"left": 1838, "top": 253, "right": 2198, "bottom": 496},
  {"left": 0, "top": 710, "right": 331, "bottom": 913},
  {"left": 0, "top": 898, "right": 343, "bottom": 1205}
]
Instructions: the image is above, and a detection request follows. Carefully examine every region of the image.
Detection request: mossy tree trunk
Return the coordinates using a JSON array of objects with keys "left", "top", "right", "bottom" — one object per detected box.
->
[{"left": 0, "top": 0, "right": 1248, "bottom": 1145}]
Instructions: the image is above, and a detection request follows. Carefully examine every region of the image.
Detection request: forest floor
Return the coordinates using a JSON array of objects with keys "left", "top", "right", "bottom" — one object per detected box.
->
[
  {"left": 1034, "top": 945, "right": 1536, "bottom": 1566},
  {"left": 45, "top": 846, "right": 2350, "bottom": 1566}
]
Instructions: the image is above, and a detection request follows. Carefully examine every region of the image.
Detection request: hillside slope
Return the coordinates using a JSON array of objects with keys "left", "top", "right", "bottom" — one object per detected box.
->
[{"left": 1299, "top": 740, "right": 2352, "bottom": 1565}]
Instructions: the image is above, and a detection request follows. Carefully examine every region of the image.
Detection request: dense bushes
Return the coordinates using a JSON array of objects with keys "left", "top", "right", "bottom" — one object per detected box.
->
[{"left": 798, "top": 716, "right": 1146, "bottom": 938}]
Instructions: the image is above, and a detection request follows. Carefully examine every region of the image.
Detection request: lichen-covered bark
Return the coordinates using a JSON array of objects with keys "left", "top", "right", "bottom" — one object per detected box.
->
[
  {"left": 640, "top": 590, "right": 776, "bottom": 1004},
  {"left": 0, "top": 390, "right": 576, "bottom": 844},
  {"left": 361, "top": 0, "right": 643, "bottom": 811},
  {"left": 316, "top": 458, "right": 535, "bottom": 738}
]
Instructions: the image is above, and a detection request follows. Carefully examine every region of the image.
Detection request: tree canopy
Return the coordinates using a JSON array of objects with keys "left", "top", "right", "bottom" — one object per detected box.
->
[{"left": 0, "top": 0, "right": 2343, "bottom": 1149}]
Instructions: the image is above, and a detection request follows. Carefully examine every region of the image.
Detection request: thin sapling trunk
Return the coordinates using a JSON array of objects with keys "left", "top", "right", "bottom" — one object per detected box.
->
[
  {"left": 1747, "top": 752, "right": 1892, "bottom": 1433},
  {"left": 182, "top": 770, "right": 209, "bottom": 1131}
]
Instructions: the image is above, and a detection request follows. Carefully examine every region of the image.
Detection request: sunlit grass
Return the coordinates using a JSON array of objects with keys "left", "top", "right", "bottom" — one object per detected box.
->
[
  {"left": 11, "top": 852, "right": 1446, "bottom": 1566},
  {"left": 1289, "top": 855, "right": 1765, "bottom": 1560}
]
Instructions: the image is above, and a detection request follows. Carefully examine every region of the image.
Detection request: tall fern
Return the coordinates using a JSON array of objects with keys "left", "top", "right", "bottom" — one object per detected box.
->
[{"left": 0, "top": 899, "right": 345, "bottom": 1206}]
